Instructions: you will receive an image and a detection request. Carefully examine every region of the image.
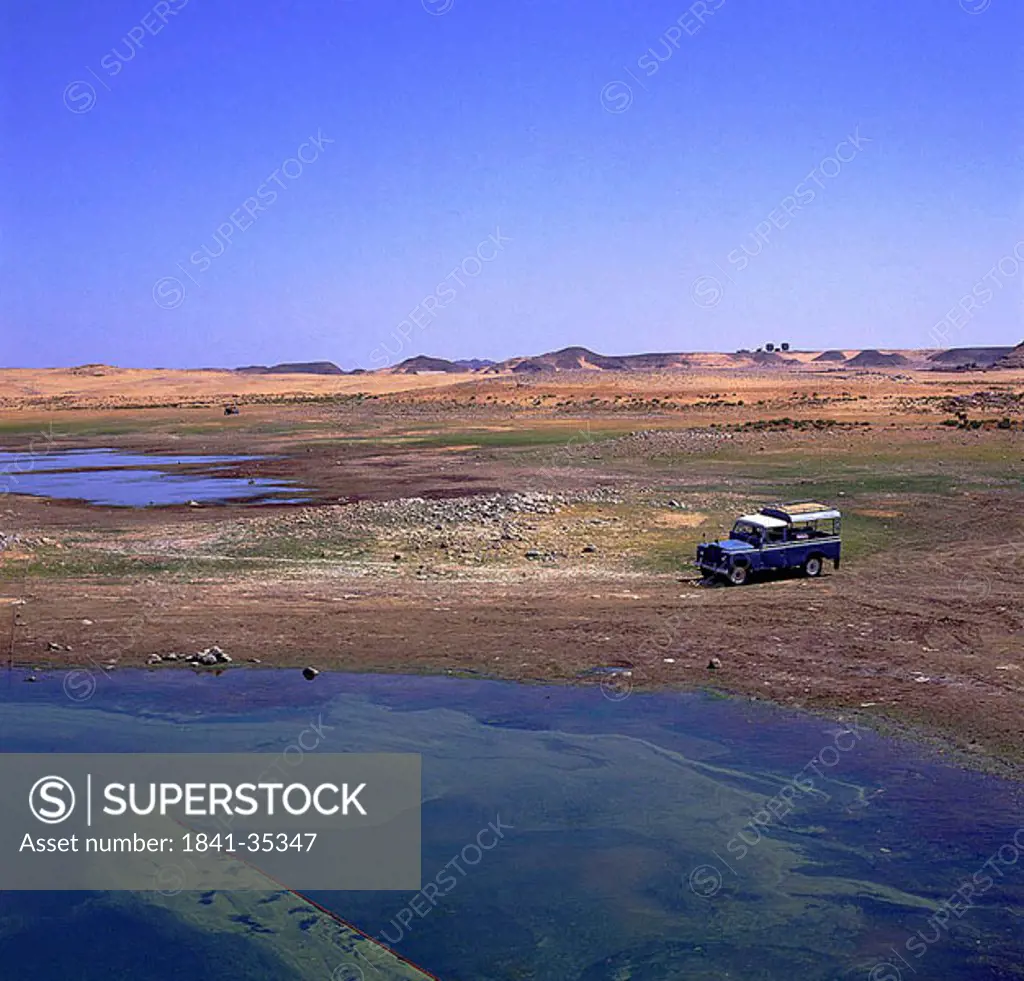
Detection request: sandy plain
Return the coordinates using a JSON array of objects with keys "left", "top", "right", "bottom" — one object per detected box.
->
[{"left": 1, "top": 361, "right": 1022, "bottom": 776}]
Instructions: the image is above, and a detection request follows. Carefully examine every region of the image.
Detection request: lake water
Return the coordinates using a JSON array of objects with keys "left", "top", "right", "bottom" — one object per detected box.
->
[
  {"left": 0, "top": 449, "right": 306, "bottom": 506},
  {"left": 1, "top": 669, "right": 1021, "bottom": 980}
]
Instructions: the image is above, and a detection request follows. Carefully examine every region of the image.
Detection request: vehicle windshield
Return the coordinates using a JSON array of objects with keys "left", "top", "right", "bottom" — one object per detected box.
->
[{"left": 730, "top": 521, "right": 762, "bottom": 543}]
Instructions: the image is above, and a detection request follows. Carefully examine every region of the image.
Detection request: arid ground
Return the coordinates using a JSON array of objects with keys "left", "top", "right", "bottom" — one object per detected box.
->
[{"left": 2, "top": 363, "right": 1023, "bottom": 776}]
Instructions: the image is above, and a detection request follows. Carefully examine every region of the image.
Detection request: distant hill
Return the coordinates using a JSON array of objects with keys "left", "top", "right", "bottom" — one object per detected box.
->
[
  {"left": 617, "top": 351, "right": 692, "bottom": 370},
  {"left": 236, "top": 361, "right": 344, "bottom": 375},
  {"left": 498, "top": 346, "right": 690, "bottom": 373},
  {"left": 69, "top": 363, "right": 117, "bottom": 375},
  {"left": 218, "top": 344, "right": 1021, "bottom": 378},
  {"left": 928, "top": 347, "right": 1013, "bottom": 367},
  {"left": 500, "top": 346, "right": 628, "bottom": 372},
  {"left": 748, "top": 350, "right": 794, "bottom": 366},
  {"left": 391, "top": 355, "right": 463, "bottom": 374},
  {"left": 845, "top": 350, "right": 909, "bottom": 368},
  {"left": 993, "top": 341, "right": 1024, "bottom": 369},
  {"left": 454, "top": 358, "right": 495, "bottom": 370}
]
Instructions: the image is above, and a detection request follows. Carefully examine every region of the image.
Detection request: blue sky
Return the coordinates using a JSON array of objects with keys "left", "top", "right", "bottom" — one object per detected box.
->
[{"left": 1, "top": 0, "right": 1021, "bottom": 368}]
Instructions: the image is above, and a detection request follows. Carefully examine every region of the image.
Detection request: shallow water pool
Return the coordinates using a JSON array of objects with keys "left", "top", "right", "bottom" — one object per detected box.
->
[
  {"left": 0, "top": 669, "right": 1021, "bottom": 979},
  {"left": 0, "top": 449, "right": 306, "bottom": 506}
]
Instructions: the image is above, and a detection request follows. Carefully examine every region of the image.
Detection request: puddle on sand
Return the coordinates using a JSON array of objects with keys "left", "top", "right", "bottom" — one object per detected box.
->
[
  {"left": 1, "top": 669, "right": 1021, "bottom": 980},
  {"left": 0, "top": 449, "right": 307, "bottom": 506}
]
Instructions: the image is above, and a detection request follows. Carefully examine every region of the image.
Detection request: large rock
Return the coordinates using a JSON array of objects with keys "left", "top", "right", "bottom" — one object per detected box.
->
[
  {"left": 185, "top": 646, "right": 232, "bottom": 666},
  {"left": 994, "top": 341, "right": 1024, "bottom": 369}
]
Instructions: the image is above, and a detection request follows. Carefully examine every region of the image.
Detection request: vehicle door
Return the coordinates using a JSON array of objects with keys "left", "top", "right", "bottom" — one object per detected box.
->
[{"left": 761, "top": 526, "right": 791, "bottom": 569}]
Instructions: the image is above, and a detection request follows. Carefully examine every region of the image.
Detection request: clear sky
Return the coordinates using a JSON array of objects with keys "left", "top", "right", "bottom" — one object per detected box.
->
[{"left": 1, "top": 0, "right": 1021, "bottom": 369}]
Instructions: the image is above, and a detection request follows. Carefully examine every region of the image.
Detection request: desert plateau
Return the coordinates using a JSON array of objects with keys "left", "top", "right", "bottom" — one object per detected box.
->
[{"left": 3, "top": 346, "right": 1023, "bottom": 778}]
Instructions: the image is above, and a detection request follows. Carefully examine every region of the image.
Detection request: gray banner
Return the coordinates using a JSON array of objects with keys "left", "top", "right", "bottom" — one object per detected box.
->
[{"left": 0, "top": 754, "right": 420, "bottom": 891}]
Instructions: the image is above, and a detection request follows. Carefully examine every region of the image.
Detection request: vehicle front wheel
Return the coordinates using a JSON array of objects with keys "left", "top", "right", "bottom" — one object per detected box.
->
[
  {"left": 727, "top": 564, "right": 749, "bottom": 586},
  {"left": 803, "top": 555, "right": 823, "bottom": 578}
]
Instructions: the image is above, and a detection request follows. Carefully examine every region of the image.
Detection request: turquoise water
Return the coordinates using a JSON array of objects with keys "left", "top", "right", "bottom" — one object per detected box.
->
[
  {"left": 1, "top": 669, "right": 1021, "bottom": 979},
  {"left": 0, "top": 449, "right": 306, "bottom": 506}
]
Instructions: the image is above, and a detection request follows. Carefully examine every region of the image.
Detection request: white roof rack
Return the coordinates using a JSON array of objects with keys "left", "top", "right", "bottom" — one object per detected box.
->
[
  {"left": 737, "top": 513, "right": 788, "bottom": 529},
  {"left": 785, "top": 509, "right": 841, "bottom": 523},
  {"left": 760, "top": 504, "right": 841, "bottom": 523}
]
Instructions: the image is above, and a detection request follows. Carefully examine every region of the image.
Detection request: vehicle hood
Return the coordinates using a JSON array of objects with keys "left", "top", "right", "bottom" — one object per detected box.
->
[
  {"left": 697, "top": 539, "right": 756, "bottom": 557},
  {"left": 712, "top": 538, "right": 756, "bottom": 553}
]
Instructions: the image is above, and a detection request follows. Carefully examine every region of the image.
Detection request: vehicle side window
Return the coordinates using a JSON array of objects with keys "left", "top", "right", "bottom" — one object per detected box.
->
[{"left": 765, "top": 528, "right": 784, "bottom": 544}]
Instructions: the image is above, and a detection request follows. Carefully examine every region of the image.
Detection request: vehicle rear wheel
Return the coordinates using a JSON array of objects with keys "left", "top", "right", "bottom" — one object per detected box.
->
[
  {"left": 803, "top": 555, "right": 823, "bottom": 578},
  {"left": 727, "top": 564, "right": 749, "bottom": 586}
]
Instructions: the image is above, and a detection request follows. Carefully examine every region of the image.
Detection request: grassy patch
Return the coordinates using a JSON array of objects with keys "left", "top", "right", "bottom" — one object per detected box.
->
[
  {"left": 399, "top": 428, "right": 619, "bottom": 450},
  {"left": 636, "top": 539, "right": 697, "bottom": 574},
  {"left": 836, "top": 512, "right": 913, "bottom": 562},
  {"left": 0, "top": 549, "right": 194, "bottom": 581},
  {"left": 224, "top": 531, "right": 372, "bottom": 561}
]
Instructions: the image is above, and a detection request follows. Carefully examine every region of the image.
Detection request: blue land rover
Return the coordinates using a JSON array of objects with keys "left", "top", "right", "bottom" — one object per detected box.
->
[{"left": 695, "top": 502, "right": 841, "bottom": 585}]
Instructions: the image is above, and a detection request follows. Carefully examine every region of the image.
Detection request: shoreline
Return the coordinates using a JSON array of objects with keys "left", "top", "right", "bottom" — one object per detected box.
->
[{"left": 9, "top": 652, "right": 1024, "bottom": 784}]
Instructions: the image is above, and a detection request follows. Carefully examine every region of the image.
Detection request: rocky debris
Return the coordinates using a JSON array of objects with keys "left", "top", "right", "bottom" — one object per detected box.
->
[
  {"left": 525, "top": 549, "right": 560, "bottom": 562},
  {"left": 599, "top": 429, "right": 733, "bottom": 458},
  {"left": 707, "top": 657, "right": 722, "bottom": 670},
  {"left": 149, "top": 645, "right": 233, "bottom": 667},
  {"left": 0, "top": 532, "right": 19, "bottom": 552},
  {"left": 354, "top": 491, "right": 569, "bottom": 527},
  {"left": 193, "top": 646, "right": 232, "bottom": 666},
  {"left": 47, "top": 642, "right": 72, "bottom": 652},
  {"left": 729, "top": 418, "right": 870, "bottom": 433},
  {"left": 582, "top": 544, "right": 598, "bottom": 553},
  {"left": 940, "top": 391, "right": 1024, "bottom": 414},
  {"left": 237, "top": 488, "right": 626, "bottom": 573},
  {"left": 262, "top": 490, "right": 621, "bottom": 539},
  {"left": 302, "top": 666, "right": 320, "bottom": 681}
]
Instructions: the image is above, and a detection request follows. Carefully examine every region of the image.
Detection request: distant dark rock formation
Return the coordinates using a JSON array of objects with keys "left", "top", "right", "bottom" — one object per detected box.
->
[
  {"left": 812, "top": 350, "right": 847, "bottom": 362},
  {"left": 265, "top": 361, "right": 344, "bottom": 375},
  {"left": 392, "top": 355, "right": 463, "bottom": 374},
  {"left": 992, "top": 342, "right": 1024, "bottom": 369},
  {"left": 845, "top": 350, "right": 909, "bottom": 368},
  {"left": 453, "top": 358, "right": 496, "bottom": 370},
  {"left": 541, "top": 346, "right": 629, "bottom": 371},
  {"left": 236, "top": 362, "right": 344, "bottom": 375},
  {"left": 69, "top": 364, "right": 117, "bottom": 375},
  {"left": 499, "top": 346, "right": 689, "bottom": 373},
  {"left": 929, "top": 347, "right": 1013, "bottom": 367},
  {"left": 748, "top": 351, "right": 792, "bottom": 365}
]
